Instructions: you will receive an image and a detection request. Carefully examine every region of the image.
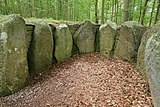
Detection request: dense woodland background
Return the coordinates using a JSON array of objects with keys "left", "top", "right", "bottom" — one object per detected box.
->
[{"left": 0, "top": 0, "right": 159, "bottom": 26}]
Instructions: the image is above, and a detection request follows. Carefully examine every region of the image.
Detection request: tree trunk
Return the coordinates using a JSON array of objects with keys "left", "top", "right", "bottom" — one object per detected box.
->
[
  {"left": 138, "top": 0, "right": 142, "bottom": 22},
  {"left": 101, "top": 0, "right": 105, "bottom": 24},
  {"left": 64, "top": 0, "right": 68, "bottom": 20},
  {"left": 123, "top": 0, "right": 129, "bottom": 22},
  {"left": 105, "top": 1, "right": 110, "bottom": 21},
  {"left": 58, "top": 0, "right": 62, "bottom": 19},
  {"left": 115, "top": 0, "right": 119, "bottom": 23},
  {"left": 141, "top": 0, "right": 149, "bottom": 25},
  {"left": 111, "top": 0, "right": 115, "bottom": 21},
  {"left": 154, "top": 0, "right": 160, "bottom": 24},
  {"left": 149, "top": 0, "right": 156, "bottom": 26},
  {"left": 130, "top": 0, "right": 136, "bottom": 20},
  {"left": 4, "top": 0, "right": 9, "bottom": 14},
  {"left": 95, "top": 0, "right": 98, "bottom": 24}
]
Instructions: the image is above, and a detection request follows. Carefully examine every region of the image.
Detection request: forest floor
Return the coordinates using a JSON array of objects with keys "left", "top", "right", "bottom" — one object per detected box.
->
[{"left": 0, "top": 53, "right": 153, "bottom": 107}]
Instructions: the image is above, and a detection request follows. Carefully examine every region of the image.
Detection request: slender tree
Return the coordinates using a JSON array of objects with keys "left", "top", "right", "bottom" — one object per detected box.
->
[
  {"left": 115, "top": 0, "right": 119, "bottom": 23},
  {"left": 141, "top": 0, "right": 149, "bottom": 25},
  {"left": 138, "top": 0, "right": 143, "bottom": 22},
  {"left": 95, "top": 0, "right": 98, "bottom": 23},
  {"left": 4, "top": 0, "right": 9, "bottom": 14},
  {"left": 123, "top": 0, "right": 129, "bottom": 22},
  {"left": 111, "top": 0, "right": 115, "bottom": 21},
  {"left": 130, "top": 0, "right": 136, "bottom": 20},
  {"left": 154, "top": 0, "right": 160, "bottom": 24},
  {"left": 105, "top": 0, "right": 110, "bottom": 21},
  {"left": 64, "top": 0, "right": 68, "bottom": 20},
  {"left": 149, "top": 0, "right": 156, "bottom": 26},
  {"left": 101, "top": 0, "right": 105, "bottom": 24}
]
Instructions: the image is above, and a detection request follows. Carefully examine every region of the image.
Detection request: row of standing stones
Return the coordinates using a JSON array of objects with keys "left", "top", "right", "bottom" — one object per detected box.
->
[{"left": 0, "top": 14, "right": 160, "bottom": 106}]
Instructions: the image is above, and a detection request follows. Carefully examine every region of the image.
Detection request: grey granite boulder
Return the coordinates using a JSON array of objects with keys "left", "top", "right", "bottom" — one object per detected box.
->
[
  {"left": 99, "top": 21, "right": 117, "bottom": 57},
  {"left": 0, "top": 15, "right": 29, "bottom": 96},
  {"left": 145, "top": 24, "right": 160, "bottom": 107},
  {"left": 137, "top": 24, "right": 160, "bottom": 80},
  {"left": 73, "top": 20, "right": 96, "bottom": 54},
  {"left": 54, "top": 24, "right": 73, "bottom": 61},
  {"left": 68, "top": 23, "right": 80, "bottom": 55},
  {"left": 114, "top": 21, "right": 146, "bottom": 64},
  {"left": 28, "top": 22, "right": 53, "bottom": 75}
]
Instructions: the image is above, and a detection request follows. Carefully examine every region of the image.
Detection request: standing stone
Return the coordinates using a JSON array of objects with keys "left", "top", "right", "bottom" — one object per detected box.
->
[
  {"left": 68, "top": 23, "right": 81, "bottom": 55},
  {"left": 114, "top": 21, "right": 146, "bottom": 64},
  {"left": 73, "top": 20, "right": 96, "bottom": 54},
  {"left": 54, "top": 24, "right": 73, "bottom": 61},
  {"left": 145, "top": 25, "right": 160, "bottom": 107},
  {"left": 99, "top": 21, "right": 117, "bottom": 57},
  {"left": 0, "top": 15, "right": 29, "bottom": 96},
  {"left": 137, "top": 24, "right": 160, "bottom": 80},
  {"left": 28, "top": 22, "right": 53, "bottom": 75}
]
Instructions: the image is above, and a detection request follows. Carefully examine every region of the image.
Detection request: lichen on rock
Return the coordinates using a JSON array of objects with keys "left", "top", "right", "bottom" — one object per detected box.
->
[
  {"left": 137, "top": 24, "right": 160, "bottom": 80},
  {"left": 114, "top": 21, "right": 146, "bottom": 64},
  {"left": 145, "top": 25, "right": 160, "bottom": 107},
  {"left": 73, "top": 20, "right": 96, "bottom": 54},
  {"left": 99, "top": 21, "right": 117, "bottom": 57},
  {"left": 27, "top": 22, "right": 53, "bottom": 75},
  {"left": 0, "top": 14, "right": 29, "bottom": 96},
  {"left": 54, "top": 24, "right": 73, "bottom": 61}
]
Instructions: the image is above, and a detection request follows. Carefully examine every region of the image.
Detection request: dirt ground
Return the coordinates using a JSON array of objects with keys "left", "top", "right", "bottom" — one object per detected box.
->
[{"left": 0, "top": 53, "right": 153, "bottom": 107}]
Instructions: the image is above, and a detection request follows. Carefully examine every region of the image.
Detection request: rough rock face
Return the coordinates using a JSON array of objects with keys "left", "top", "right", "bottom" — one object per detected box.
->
[
  {"left": 68, "top": 24, "right": 81, "bottom": 55},
  {"left": 99, "top": 21, "right": 117, "bottom": 57},
  {"left": 137, "top": 24, "right": 160, "bottom": 80},
  {"left": 114, "top": 21, "right": 146, "bottom": 64},
  {"left": 54, "top": 24, "right": 73, "bottom": 61},
  {"left": 68, "top": 24, "right": 81, "bottom": 36},
  {"left": 73, "top": 20, "right": 96, "bottom": 54},
  {"left": 28, "top": 22, "right": 53, "bottom": 75},
  {"left": 0, "top": 15, "right": 29, "bottom": 96},
  {"left": 145, "top": 25, "right": 160, "bottom": 107}
]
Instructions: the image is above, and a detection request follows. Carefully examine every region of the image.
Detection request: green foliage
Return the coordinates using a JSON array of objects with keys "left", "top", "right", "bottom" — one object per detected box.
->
[{"left": 0, "top": 0, "right": 159, "bottom": 26}]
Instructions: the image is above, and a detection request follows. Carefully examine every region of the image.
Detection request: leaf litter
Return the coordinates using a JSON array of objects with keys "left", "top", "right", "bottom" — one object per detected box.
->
[{"left": 0, "top": 53, "right": 153, "bottom": 107}]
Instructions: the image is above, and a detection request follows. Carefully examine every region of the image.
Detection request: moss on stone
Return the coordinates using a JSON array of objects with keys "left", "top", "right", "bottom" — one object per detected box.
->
[{"left": 0, "top": 14, "right": 29, "bottom": 96}]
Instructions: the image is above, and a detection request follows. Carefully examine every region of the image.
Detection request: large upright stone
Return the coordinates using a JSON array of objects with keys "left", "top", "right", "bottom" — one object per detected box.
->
[
  {"left": 68, "top": 24, "right": 81, "bottom": 55},
  {"left": 54, "top": 24, "right": 73, "bottom": 61},
  {"left": 145, "top": 25, "right": 160, "bottom": 107},
  {"left": 114, "top": 21, "right": 146, "bottom": 64},
  {"left": 99, "top": 21, "right": 117, "bottom": 57},
  {"left": 0, "top": 15, "right": 29, "bottom": 96},
  {"left": 28, "top": 22, "right": 53, "bottom": 75},
  {"left": 137, "top": 24, "right": 160, "bottom": 80},
  {"left": 73, "top": 20, "right": 96, "bottom": 54}
]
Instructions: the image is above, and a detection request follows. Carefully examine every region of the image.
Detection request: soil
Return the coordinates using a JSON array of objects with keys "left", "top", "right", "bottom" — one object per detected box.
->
[{"left": 0, "top": 53, "right": 153, "bottom": 107}]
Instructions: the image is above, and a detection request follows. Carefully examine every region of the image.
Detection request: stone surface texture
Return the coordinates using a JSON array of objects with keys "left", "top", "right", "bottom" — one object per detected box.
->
[
  {"left": 73, "top": 20, "right": 96, "bottom": 54},
  {"left": 0, "top": 15, "right": 29, "bottom": 96},
  {"left": 145, "top": 24, "right": 160, "bottom": 107},
  {"left": 54, "top": 24, "right": 73, "bottom": 61},
  {"left": 27, "top": 22, "right": 53, "bottom": 74},
  {"left": 99, "top": 21, "right": 117, "bottom": 57},
  {"left": 137, "top": 24, "right": 160, "bottom": 80}
]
